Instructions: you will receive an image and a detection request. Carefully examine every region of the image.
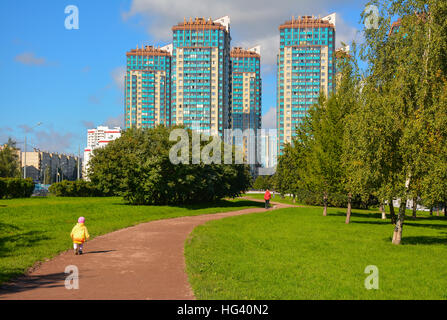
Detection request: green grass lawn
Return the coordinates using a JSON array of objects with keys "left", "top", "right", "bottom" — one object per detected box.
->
[
  {"left": 0, "top": 196, "right": 262, "bottom": 285},
  {"left": 185, "top": 206, "right": 447, "bottom": 300}
]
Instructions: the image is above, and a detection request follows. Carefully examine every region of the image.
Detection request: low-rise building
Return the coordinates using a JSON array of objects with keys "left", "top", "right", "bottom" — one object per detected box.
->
[
  {"left": 19, "top": 150, "right": 81, "bottom": 183},
  {"left": 83, "top": 126, "right": 122, "bottom": 178}
]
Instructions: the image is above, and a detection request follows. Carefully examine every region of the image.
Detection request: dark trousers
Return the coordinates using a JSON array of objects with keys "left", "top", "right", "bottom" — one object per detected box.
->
[{"left": 265, "top": 200, "right": 270, "bottom": 209}]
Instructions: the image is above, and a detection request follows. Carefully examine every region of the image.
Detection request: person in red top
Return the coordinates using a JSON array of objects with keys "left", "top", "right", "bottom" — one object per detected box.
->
[{"left": 264, "top": 189, "right": 272, "bottom": 209}]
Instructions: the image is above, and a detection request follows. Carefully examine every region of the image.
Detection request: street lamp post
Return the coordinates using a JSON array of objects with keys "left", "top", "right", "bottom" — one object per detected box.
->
[{"left": 23, "top": 122, "right": 42, "bottom": 179}]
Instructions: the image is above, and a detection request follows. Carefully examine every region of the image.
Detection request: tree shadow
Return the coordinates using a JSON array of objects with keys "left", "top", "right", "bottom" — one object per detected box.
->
[
  {"left": 420, "top": 215, "right": 447, "bottom": 221},
  {"left": 178, "top": 199, "right": 265, "bottom": 211},
  {"left": 404, "top": 222, "right": 447, "bottom": 230},
  {"left": 350, "top": 220, "right": 390, "bottom": 226},
  {"left": 350, "top": 219, "right": 447, "bottom": 232},
  {"left": 0, "top": 222, "right": 20, "bottom": 233},
  {"left": 401, "top": 235, "right": 447, "bottom": 245},
  {"left": 329, "top": 211, "right": 385, "bottom": 220},
  {"left": 0, "top": 229, "right": 51, "bottom": 258},
  {"left": 0, "top": 272, "right": 67, "bottom": 296},
  {"left": 110, "top": 199, "right": 264, "bottom": 210}
]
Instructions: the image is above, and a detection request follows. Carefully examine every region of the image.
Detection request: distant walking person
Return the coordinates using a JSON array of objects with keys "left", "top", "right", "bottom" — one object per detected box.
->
[
  {"left": 264, "top": 189, "right": 272, "bottom": 209},
  {"left": 70, "top": 217, "right": 90, "bottom": 255}
]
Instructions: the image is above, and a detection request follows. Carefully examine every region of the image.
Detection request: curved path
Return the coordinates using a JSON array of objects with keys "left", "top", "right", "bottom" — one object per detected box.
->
[{"left": 0, "top": 199, "right": 293, "bottom": 300}]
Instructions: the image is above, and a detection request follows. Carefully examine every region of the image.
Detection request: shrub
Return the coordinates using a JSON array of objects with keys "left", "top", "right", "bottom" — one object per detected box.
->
[
  {"left": 49, "top": 180, "right": 103, "bottom": 197},
  {"left": 0, "top": 179, "right": 5, "bottom": 199},
  {"left": 0, "top": 178, "right": 35, "bottom": 199}
]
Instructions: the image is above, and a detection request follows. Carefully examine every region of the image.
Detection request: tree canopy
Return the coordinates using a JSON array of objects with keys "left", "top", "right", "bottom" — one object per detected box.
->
[
  {"left": 88, "top": 126, "right": 252, "bottom": 205},
  {"left": 274, "top": 0, "right": 447, "bottom": 244}
]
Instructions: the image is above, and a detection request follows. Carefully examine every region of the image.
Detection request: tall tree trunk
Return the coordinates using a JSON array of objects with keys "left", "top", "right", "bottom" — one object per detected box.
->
[
  {"left": 429, "top": 207, "right": 433, "bottom": 216},
  {"left": 323, "top": 192, "right": 328, "bottom": 216},
  {"left": 392, "top": 199, "right": 407, "bottom": 245},
  {"left": 437, "top": 206, "right": 439, "bottom": 217},
  {"left": 345, "top": 192, "right": 352, "bottom": 224},
  {"left": 380, "top": 202, "right": 386, "bottom": 220},
  {"left": 412, "top": 197, "right": 417, "bottom": 220},
  {"left": 389, "top": 199, "right": 396, "bottom": 224},
  {"left": 293, "top": 194, "right": 296, "bottom": 204},
  {"left": 444, "top": 202, "right": 447, "bottom": 217}
]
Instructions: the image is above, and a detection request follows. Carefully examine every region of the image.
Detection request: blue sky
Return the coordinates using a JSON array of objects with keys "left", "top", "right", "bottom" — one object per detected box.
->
[{"left": 0, "top": 0, "right": 369, "bottom": 155}]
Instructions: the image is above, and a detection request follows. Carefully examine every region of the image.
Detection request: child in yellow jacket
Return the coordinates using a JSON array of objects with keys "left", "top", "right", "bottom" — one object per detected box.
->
[{"left": 70, "top": 217, "right": 90, "bottom": 255}]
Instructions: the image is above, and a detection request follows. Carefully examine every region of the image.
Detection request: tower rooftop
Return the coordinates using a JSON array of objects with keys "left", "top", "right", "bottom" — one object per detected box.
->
[
  {"left": 126, "top": 45, "right": 171, "bottom": 57},
  {"left": 279, "top": 15, "right": 335, "bottom": 30},
  {"left": 172, "top": 16, "right": 230, "bottom": 32},
  {"left": 230, "top": 47, "right": 261, "bottom": 58}
]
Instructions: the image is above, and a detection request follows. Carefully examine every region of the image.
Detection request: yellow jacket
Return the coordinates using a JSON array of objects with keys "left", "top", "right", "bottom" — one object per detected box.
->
[{"left": 70, "top": 223, "right": 90, "bottom": 244}]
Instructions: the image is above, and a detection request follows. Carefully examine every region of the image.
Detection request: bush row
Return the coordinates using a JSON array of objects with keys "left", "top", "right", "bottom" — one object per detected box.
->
[
  {"left": 0, "top": 178, "right": 35, "bottom": 199},
  {"left": 48, "top": 180, "right": 104, "bottom": 197}
]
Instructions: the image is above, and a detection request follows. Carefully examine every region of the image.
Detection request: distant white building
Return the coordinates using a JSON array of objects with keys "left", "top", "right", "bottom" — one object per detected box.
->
[
  {"left": 258, "top": 129, "right": 277, "bottom": 176},
  {"left": 83, "top": 126, "right": 121, "bottom": 178}
]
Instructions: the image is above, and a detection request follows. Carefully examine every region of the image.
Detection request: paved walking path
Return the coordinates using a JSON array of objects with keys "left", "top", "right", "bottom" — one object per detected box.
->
[{"left": 0, "top": 199, "right": 292, "bottom": 300}]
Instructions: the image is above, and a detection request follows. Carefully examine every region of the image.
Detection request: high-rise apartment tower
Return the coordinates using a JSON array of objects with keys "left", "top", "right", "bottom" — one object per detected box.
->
[
  {"left": 277, "top": 14, "right": 336, "bottom": 153},
  {"left": 125, "top": 44, "right": 172, "bottom": 129},
  {"left": 170, "top": 17, "right": 232, "bottom": 136},
  {"left": 230, "top": 46, "right": 262, "bottom": 164}
]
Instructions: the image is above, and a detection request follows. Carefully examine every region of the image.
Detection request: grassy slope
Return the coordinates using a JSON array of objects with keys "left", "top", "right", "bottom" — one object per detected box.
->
[
  {"left": 0, "top": 197, "right": 262, "bottom": 285},
  {"left": 185, "top": 206, "right": 447, "bottom": 300}
]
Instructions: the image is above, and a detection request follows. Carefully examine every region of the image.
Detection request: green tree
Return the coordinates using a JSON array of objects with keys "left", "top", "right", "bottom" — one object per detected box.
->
[
  {"left": 0, "top": 138, "right": 21, "bottom": 178},
  {"left": 358, "top": 0, "right": 447, "bottom": 244},
  {"left": 303, "top": 50, "right": 361, "bottom": 219},
  {"left": 88, "top": 126, "right": 252, "bottom": 205},
  {"left": 253, "top": 175, "right": 274, "bottom": 191},
  {"left": 274, "top": 137, "right": 308, "bottom": 203}
]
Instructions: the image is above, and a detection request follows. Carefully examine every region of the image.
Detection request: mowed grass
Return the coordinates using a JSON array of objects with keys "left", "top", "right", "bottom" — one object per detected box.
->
[
  {"left": 185, "top": 205, "right": 447, "bottom": 300},
  {"left": 0, "top": 196, "right": 262, "bottom": 285}
]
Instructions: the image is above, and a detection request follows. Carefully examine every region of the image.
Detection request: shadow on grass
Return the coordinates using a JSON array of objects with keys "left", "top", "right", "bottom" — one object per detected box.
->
[
  {"left": 348, "top": 219, "right": 447, "bottom": 232},
  {"left": 0, "top": 230, "right": 51, "bottom": 258},
  {"left": 417, "top": 215, "right": 447, "bottom": 221},
  {"left": 111, "top": 199, "right": 265, "bottom": 210},
  {"left": 329, "top": 211, "right": 384, "bottom": 220},
  {"left": 401, "top": 235, "right": 447, "bottom": 245},
  {"left": 177, "top": 200, "right": 265, "bottom": 210},
  {"left": 0, "top": 272, "right": 66, "bottom": 296},
  {"left": 0, "top": 222, "right": 20, "bottom": 233},
  {"left": 404, "top": 222, "right": 447, "bottom": 230},
  {"left": 350, "top": 220, "right": 390, "bottom": 226}
]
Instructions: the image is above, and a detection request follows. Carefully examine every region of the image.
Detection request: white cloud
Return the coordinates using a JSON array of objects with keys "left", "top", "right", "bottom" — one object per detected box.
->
[
  {"left": 81, "top": 120, "right": 95, "bottom": 129},
  {"left": 123, "top": 0, "right": 366, "bottom": 65},
  {"left": 15, "top": 52, "right": 46, "bottom": 66},
  {"left": 88, "top": 94, "right": 102, "bottom": 105},
  {"left": 103, "top": 114, "right": 124, "bottom": 128},
  {"left": 18, "top": 124, "right": 34, "bottom": 133},
  {"left": 336, "top": 13, "right": 363, "bottom": 48},
  {"left": 0, "top": 127, "right": 15, "bottom": 146},
  {"left": 33, "top": 129, "right": 75, "bottom": 153},
  {"left": 111, "top": 66, "right": 126, "bottom": 91},
  {"left": 81, "top": 66, "right": 91, "bottom": 73},
  {"left": 262, "top": 106, "right": 276, "bottom": 129}
]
